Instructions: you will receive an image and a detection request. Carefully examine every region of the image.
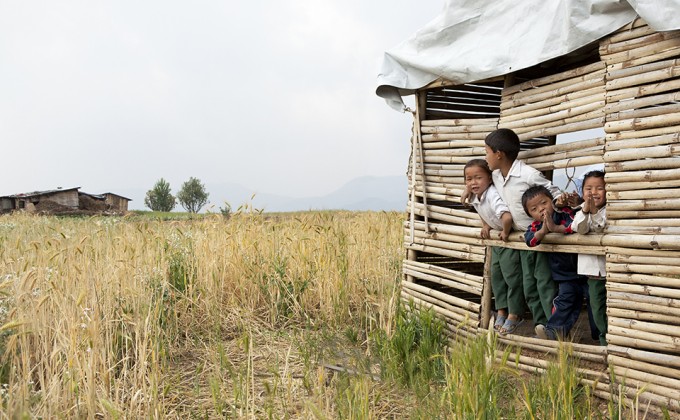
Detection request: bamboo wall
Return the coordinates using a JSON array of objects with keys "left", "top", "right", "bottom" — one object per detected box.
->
[{"left": 403, "top": 18, "right": 680, "bottom": 413}]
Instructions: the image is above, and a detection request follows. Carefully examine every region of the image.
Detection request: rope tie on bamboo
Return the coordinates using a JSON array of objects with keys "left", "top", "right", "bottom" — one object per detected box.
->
[
  {"left": 563, "top": 158, "right": 577, "bottom": 193},
  {"left": 405, "top": 106, "right": 430, "bottom": 245}
]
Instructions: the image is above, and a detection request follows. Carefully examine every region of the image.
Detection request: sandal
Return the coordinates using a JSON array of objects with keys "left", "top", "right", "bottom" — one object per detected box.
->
[
  {"left": 493, "top": 315, "right": 507, "bottom": 331},
  {"left": 499, "top": 318, "right": 523, "bottom": 336}
]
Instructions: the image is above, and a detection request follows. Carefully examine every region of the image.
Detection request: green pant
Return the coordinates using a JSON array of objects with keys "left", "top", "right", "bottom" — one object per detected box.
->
[
  {"left": 588, "top": 277, "right": 607, "bottom": 346},
  {"left": 519, "top": 250, "right": 556, "bottom": 326},
  {"left": 491, "top": 247, "right": 525, "bottom": 315}
]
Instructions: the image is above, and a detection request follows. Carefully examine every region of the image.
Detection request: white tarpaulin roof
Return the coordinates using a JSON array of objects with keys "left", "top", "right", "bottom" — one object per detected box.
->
[{"left": 377, "top": 0, "right": 680, "bottom": 111}]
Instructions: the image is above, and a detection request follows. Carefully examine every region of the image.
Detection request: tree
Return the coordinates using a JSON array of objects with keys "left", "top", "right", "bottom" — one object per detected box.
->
[
  {"left": 144, "top": 178, "right": 176, "bottom": 212},
  {"left": 177, "top": 177, "right": 209, "bottom": 213}
]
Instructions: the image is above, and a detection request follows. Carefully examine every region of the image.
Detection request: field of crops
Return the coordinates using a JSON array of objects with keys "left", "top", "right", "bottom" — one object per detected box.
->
[{"left": 0, "top": 211, "right": 661, "bottom": 418}]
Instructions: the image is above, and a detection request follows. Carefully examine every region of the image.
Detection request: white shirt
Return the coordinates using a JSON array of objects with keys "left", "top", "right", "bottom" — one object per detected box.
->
[
  {"left": 574, "top": 207, "right": 607, "bottom": 276},
  {"left": 492, "top": 160, "right": 561, "bottom": 231},
  {"left": 469, "top": 185, "right": 509, "bottom": 231}
]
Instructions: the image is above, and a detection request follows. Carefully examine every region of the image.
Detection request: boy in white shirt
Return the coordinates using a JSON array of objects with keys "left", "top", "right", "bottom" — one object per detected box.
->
[
  {"left": 464, "top": 159, "right": 524, "bottom": 335},
  {"left": 482, "top": 129, "right": 562, "bottom": 329}
]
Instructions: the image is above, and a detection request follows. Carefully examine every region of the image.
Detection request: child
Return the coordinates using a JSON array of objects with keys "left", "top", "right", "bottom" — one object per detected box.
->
[
  {"left": 573, "top": 170, "right": 607, "bottom": 346},
  {"left": 482, "top": 129, "right": 562, "bottom": 328},
  {"left": 522, "top": 185, "right": 589, "bottom": 340},
  {"left": 464, "top": 159, "right": 524, "bottom": 335}
]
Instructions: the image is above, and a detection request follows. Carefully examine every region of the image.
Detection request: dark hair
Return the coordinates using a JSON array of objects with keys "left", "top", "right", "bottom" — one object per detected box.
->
[
  {"left": 485, "top": 128, "right": 520, "bottom": 161},
  {"left": 522, "top": 185, "right": 553, "bottom": 216},
  {"left": 583, "top": 170, "right": 605, "bottom": 183},
  {"left": 464, "top": 159, "right": 492, "bottom": 176}
]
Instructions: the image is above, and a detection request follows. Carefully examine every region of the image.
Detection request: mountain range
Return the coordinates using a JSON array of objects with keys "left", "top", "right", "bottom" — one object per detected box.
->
[{"left": 121, "top": 175, "right": 408, "bottom": 213}]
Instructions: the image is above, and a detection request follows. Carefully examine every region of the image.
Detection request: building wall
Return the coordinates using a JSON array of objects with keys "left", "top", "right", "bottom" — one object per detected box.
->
[
  {"left": 105, "top": 195, "right": 129, "bottom": 212},
  {"left": 44, "top": 190, "right": 79, "bottom": 208}
]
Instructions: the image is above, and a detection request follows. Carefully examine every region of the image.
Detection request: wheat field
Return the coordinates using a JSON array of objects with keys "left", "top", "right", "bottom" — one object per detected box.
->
[{"left": 0, "top": 211, "right": 407, "bottom": 418}]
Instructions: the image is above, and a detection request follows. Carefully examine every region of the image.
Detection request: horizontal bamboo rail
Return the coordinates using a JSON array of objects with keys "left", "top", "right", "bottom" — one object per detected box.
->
[
  {"left": 608, "top": 210, "right": 680, "bottom": 219},
  {"left": 608, "top": 344, "right": 680, "bottom": 369},
  {"left": 403, "top": 260, "right": 483, "bottom": 293},
  {"left": 608, "top": 307, "right": 680, "bottom": 326},
  {"left": 607, "top": 272, "right": 680, "bottom": 289}
]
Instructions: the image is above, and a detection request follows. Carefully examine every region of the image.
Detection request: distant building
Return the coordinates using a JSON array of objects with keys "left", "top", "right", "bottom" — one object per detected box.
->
[
  {"left": 1, "top": 187, "right": 80, "bottom": 213},
  {"left": 102, "top": 193, "right": 131, "bottom": 212},
  {"left": 0, "top": 187, "right": 131, "bottom": 214}
]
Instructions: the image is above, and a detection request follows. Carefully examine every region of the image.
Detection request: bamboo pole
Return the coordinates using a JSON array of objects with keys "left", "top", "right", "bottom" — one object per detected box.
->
[
  {"left": 605, "top": 113, "right": 680, "bottom": 133},
  {"left": 601, "top": 22, "right": 654, "bottom": 46},
  {"left": 420, "top": 155, "right": 483, "bottom": 164},
  {"left": 606, "top": 225, "right": 680, "bottom": 235},
  {"left": 607, "top": 272, "right": 680, "bottom": 289},
  {"left": 606, "top": 179, "right": 680, "bottom": 192},
  {"left": 500, "top": 101, "right": 605, "bottom": 130},
  {"left": 606, "top": 78, "right": 680, "bottom": 103},
  {"left": 606, "top": 157, "right": 680, "bottom": 173},
  {"left": 518, "top": 137, "right": 604, "bottom": 159},
  {"left": 402, "top": 280, "right": 481, "bottom": 313},
  {"left": 604, "top": 124, "right": 680, "bottom": 141},
  {"left": 527, "top": 155, "right": 605, "bottom": 171},
  {"left": 607, "top": 45, "right": 680, "bottom": 72},
  {"left": 401, "top": 267, "right": 482, "bottom": 296},
  {"left": 607, "top": 327, "right": 680, "bottom": 353},
  {"left": 611, "top": 366, "right": 680, "bottom": 402},
  {"left": 608, "top": 210, "right": 680, "bottom": 219},
  {"left": 406, "top": 230, "right": 486, "bottom": 255},
  {"left": 420, "top": 118, "right": 499, "bottom": 127},
  {"left": 502, "top": 69, "right": 605, "bottom": 103},
  {"left": 402, "top": 260, "right": 483, "bottom": 291},
  {"left": 509, "top": 109, "right": 604, "bottom": 135},
  {"left": 605, "top": 246, "right": 680, "bottom": 258},
  {"left": 607, "top": 298, "right": 680, "bottom": 317},
  {"left": 604, "top": 144, "right": 680, "bottom": 163},
  {"left": 607, "top": 102, "right": 680, "bottom": 124},
  {"left": 503, "top": 61, "right": 605, "bottom": 95},
  {"left": 606, "top": 281, "right": 680, "bottom": 300},
  {"left": 606, "top": 63, "right": 680, "bottom": 91},
  {"left": 409, "top": 201, "right": 480, "bottom": 220},
  {"left": 400, "top": 290, "right": 478, "bottom": 327},
  {"left": 501, "top": 91, "right": 605, "bottom": 123},
  {"left": 523, "top": 146, "right": 602, "bottom": 165},
  {"left": 497, "top": 333, "right": 607, "bottom": 355},
  {"left": 516, "top": 118, "right": 605, "bottom": 141},
  {"left": 409, "top": 202, "right": 483, "bottom": 227},
  {"left": 606, "top": 251, "right": 680, "bottom": 263},
  {"left": 500, "top": 86, "right": 605, "bottom": 115},
  {"left": 602, "top": 36, "right": 680, "bottom": 65},
  {"left": 604, "top": 90, "right": 680, "bottom": 116},
  {"left": 607, "top": 307, "right": 680, "bottom": 327},
  {"left": 608, "top": 344, "right": 680, "bottom": 369},
  {"left": 609, "top": 316, "right": 680, "bottom": 339},
  {"left": 423, "top": 146, "right": 487, "bottom": 157},
  {"left": 422, "top": 140, "right": 485, "bottom": 149},
  {"left": 480, "top": 246, "right": 492, "bottom": 329},
  {"left": 609, "top": 353, "right": 680, "bottom": 382},
  {"left": 501, "top": 79, "right": 605, "bottom": 110},
  {"left": 602, "top": 32, "right": 680, "bottom": 56},
  {"left": 606, "top": 199, "right": 680, "bottom": 212},
  {"left": 604, "top": 166, "right": 680, "bottom": 182},
  {"left": 421, "top": 133, "right": 491, "bottom": 142},
  {"left": 405, "top": 243, "right": 485, "bottom": 263},
  {"left": 608, "top": 188, "right": 680, "bottom": 200}
]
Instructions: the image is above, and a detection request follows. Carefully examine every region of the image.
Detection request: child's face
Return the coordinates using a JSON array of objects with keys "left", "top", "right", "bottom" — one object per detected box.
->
[
  {"left": 525, "top": 193, "right": 554, "bottom": 222},
  {"left": 582, "top": 176, "right": 606, "bottom": 209},
  {"left": 464, "top": 166, "right": 492, "bottom": 197},
  {"left": 484, "top": 146, "right": 501, "bottom": 171}
]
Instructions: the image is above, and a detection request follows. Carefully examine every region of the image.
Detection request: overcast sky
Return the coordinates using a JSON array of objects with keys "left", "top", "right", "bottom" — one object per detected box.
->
[{"left": 0, "top": 1, "right": 443, "bottom": 204}]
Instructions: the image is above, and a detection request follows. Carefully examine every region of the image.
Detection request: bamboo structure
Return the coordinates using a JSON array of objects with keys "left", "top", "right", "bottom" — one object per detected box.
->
[{"left": 400, "top": 17, "right": 680, "bottom": 413}]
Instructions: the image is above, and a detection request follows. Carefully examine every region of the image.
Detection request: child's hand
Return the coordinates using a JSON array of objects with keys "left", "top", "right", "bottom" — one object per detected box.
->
[
  {"left": 480, "top": 224, "right": 491, "bottom": 239},
  {"left": 461, "top": 187, "right": 471, "bottom": 206},
  {"left": 566, "top": 191, "right": 582, "bottom": 207},
  {"left": 582, "top": 193, "right": 592, "bottom": 214},
  {"left": 499, "top": 230, "right": 510, "bottom": 242},
  {"left": 543, "top": 211, "right": 557, "bottom": 232},
  {"left": 555, "top": 192, "right": 570, "bottom": 207}
]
